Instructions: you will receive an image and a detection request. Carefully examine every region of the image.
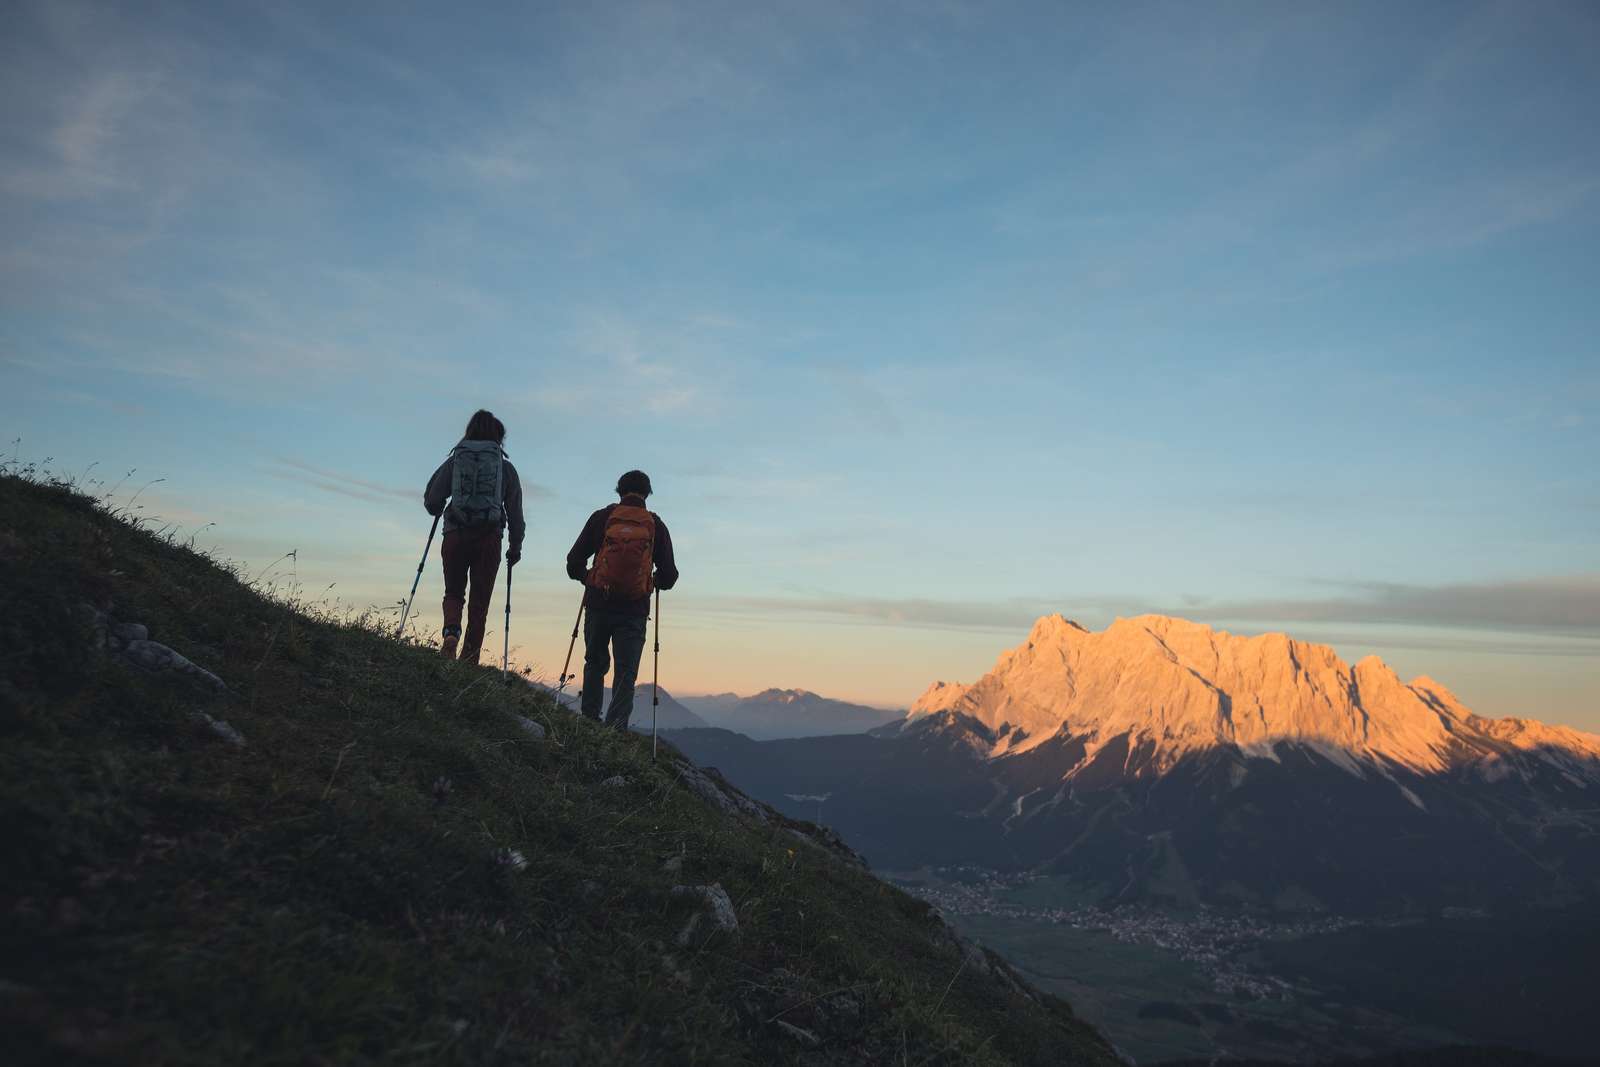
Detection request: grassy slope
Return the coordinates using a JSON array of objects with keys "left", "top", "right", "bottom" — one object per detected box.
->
[{"left": 0, "top": 473, "right": 1119, "bottom": 1066}]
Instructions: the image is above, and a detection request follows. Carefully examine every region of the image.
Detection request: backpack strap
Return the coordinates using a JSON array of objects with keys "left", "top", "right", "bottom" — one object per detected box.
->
[{"left": 493, "top": 445, "right": 506, "bottom": 525}]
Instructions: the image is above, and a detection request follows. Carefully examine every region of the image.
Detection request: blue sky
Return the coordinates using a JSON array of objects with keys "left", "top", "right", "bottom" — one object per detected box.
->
[{"left": 3, "top": 1, "right": 1597, "bottom": 725}]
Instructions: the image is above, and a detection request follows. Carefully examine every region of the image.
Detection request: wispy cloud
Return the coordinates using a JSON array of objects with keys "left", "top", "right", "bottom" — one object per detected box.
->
[
  {"left": 42, "top": 386, "right": 150, "bottom": 418},
  {"left": 1192, "top": 576, "right": 1600, "bottom": 635},
  {"left": 526, "top": 310, "right": 742, "bottom": 417},
  {"left": 269, "top": 456, "right": 553, "bottom": 507},
  {"left": 691, "top": 593, "right": 1066, "bottom": 633},
  {"left": 683, "top": 575, "right": 1600, "bottom": 647},
  {"left": 815, "top": 366, "right": 904, "bottom": 436},
  {"left": 268, "top": 458, "right": 415, "bottom": 507},
  {"left": 1307, "top": 171, "right": 1600, "bottom": 272}
]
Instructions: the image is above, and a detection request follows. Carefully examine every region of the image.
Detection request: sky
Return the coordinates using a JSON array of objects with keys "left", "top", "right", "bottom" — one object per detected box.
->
[{"left": 2, "top": 1, "right": 1597, "bottom": 727}]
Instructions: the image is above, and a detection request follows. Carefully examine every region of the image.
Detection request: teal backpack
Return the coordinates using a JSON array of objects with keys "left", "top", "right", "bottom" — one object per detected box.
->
[{"left": 446, "top": 440, "right": 506, "bottom": 528}]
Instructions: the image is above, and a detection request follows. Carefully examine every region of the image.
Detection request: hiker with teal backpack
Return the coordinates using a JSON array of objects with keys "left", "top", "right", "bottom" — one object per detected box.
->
[
  {"left": 565, "top": 470, "right": 678, "bottom": 730},
  {"left": 422, "top": 410, "right": 526, "bottom": 664}
]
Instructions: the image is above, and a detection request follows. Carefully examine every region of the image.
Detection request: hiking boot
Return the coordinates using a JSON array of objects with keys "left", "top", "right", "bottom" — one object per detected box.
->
[{"left": 440, "top": 635, "right": 458, "bottom": 659}]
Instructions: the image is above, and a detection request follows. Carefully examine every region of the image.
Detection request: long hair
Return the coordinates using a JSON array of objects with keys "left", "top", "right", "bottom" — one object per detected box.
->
[{"left": 463, "top": 409, "right": 506, "bottom": 444}]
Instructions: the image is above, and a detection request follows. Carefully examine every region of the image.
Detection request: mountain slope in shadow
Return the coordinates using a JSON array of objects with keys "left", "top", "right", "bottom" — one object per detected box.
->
[{"left": 0, "top": 471, "right": 1119, "bottom": 1067}]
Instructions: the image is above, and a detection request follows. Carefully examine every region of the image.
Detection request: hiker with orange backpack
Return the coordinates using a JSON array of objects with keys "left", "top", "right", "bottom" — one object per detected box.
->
[
  {"left": 422, "top": 410, "right": 527, "bottom": 664},
  {"left": 565, "top": 470, "right": 678, "bottom": 729}
]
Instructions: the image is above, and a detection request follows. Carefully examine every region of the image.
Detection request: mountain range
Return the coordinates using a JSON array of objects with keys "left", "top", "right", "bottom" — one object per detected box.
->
[
  {"left": 668, "top": 614, "right": 1600, "bottom": 915},
  {"left": 676, "top": 688, "right": 902, "bottom": 740},
  {"left": 532, "top": 681, "right": 711, "bottom": 731}
]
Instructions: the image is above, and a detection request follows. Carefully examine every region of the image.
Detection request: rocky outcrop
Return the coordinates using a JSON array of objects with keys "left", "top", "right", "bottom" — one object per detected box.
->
[
  {"left": 511, "top": 714, "right": 547, "bottom": 740},
  {"left": 85, "top": 605, "right": 226, "bottom": 693},
  {"left": 674, "top": 761, "right": 769, "bottom": 822},
  {"left": 670, "top": 882, "right": 738, "bottom": 945},
  {"left": 900, "top": 613, "right": 1600, "bottom": 781}
]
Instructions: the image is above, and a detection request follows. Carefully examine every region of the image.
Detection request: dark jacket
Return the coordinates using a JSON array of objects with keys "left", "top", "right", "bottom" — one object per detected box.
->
[
  {"left": 566, "top": 495, "right": 678, "bottom": 616},
  {"left": 423, "top": 441, "right": 526, "bottom": 553}
]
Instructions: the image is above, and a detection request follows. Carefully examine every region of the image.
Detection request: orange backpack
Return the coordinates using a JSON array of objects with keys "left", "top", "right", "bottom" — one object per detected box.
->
[{"left": 588, "top": 505, "right": 656, "bottom": 601}]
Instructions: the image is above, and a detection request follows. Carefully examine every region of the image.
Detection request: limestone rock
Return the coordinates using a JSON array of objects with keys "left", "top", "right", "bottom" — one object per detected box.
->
[
  {"left": 191, "top": 712, "right": 245, "bottom": 747},
  {"left": 512, "top": 714, "right": 546, "bottom": 740},
  {"left": 88, "top": 606, "right": 226, "bottom": 693},
  {"left": 676, "top": 763, "right": 768, "bottom": 822},
  {"left": 773, "top": 1020, "right": 820, "bottom": 1047},
  {"left": 670, "top": 882, "right": 737, "bottom": 945},
  {"left": 899, "top": 612, "right": 1600, "bottom": 779}
]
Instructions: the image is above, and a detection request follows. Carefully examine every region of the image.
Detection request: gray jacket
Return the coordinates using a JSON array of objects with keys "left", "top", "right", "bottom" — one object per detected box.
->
[{"left": 424, "top": 444, "right": 526, "bottom": 552}]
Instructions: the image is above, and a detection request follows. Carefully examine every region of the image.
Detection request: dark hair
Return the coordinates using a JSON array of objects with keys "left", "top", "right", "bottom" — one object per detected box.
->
[
  {"left": 616, "top": 470, "right": 652, "bottom": 498},
  {"left": 464, "top": 409, "right": 505, "bottom": 444}
]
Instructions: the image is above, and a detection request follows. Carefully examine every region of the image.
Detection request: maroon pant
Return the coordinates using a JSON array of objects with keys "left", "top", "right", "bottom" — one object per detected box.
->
[{"left": 441, "top": 526, "right": 503, "bottom": 663}]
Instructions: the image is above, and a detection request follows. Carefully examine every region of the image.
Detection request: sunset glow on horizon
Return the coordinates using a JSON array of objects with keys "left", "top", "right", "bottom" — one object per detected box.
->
[{"left": 3, "top": 2, "right": 1596, "bottom": 727}]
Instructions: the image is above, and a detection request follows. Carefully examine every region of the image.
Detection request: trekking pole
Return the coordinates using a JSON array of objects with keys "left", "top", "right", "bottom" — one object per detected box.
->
[
  {"left": 395, "top": 514, "right": 440, "bottom": 639},
  {"left": 652, "top": 587, "right": 661, "bottom": 761},
  {"left": 501, "top": 560, "right": 514, "bottom": 680},
  {"left": 553, "top": 594, "right": 585, "bottom": 708}
]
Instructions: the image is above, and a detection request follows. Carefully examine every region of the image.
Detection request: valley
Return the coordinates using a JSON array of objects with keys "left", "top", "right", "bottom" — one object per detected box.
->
[
  {"left": 666, "top": 612, "right": 1600, "bottom": 1063},
  {"left": 885, "top": 867, "right": 1595, "bottom": 1064}
]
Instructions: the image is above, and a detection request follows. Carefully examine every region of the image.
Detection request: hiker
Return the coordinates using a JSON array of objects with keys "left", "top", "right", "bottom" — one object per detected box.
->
[
  {"left": 566, "top": 470, "right": 678, "bottom": 729},
  {"left": 423, "top": 410, "right": 526, "bottom": 664}
]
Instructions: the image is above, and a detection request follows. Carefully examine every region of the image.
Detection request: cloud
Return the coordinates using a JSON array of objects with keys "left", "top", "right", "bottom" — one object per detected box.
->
[
  {"left": 680, "top": 576, "right": 1600, "bottom": 651},
  {"left": 267, "top": 459, "right": 415, "bottom": 507},
  {"left": 1307, "top": 171, "right": 1600, "bottom": 272},
  {"left": 815, "top": 366, "right": 904, "bottom": 436},
  {"left": 691, "top": 593, "right": 1063, "bottom": 632},
  {"left": 42, "top": 386, "right": 150, "bottom": 417},
  {"left": 1192, "top": 576, "right": 1600, "bottom": 635},
  {"left": 271, "top": 457, "right": 554, "bottom": 507},
  {"left": 525, "top": 310, "right": 738, "bottom": 417}
]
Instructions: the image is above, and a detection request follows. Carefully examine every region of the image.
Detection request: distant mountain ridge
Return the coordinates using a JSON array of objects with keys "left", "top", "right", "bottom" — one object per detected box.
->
[
  {"left": 906, "top": 612, "right": 1600, "bottom": 782},
  {"left": 669, "top": 614, "right": 1600, "bottom": 914},
  {"left": 677, "top": 687, "right": 901, "bottom": 741},
  {"left": 530, "top": 681, "right": 711, "bottom": 731}
]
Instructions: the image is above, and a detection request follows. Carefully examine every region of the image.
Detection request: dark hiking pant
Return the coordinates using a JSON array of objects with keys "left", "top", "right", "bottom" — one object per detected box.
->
[
  {"left": 441, "top": 526, "right": 502, "bottom": 664},
  {"left": 581, "top": 606, "right": 648, "bottom": 730}
]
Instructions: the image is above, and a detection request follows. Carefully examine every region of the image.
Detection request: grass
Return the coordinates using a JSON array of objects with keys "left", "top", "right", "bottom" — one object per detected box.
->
[{"left": 0, "top": 466, "right": 1119, "bottom": 1066}]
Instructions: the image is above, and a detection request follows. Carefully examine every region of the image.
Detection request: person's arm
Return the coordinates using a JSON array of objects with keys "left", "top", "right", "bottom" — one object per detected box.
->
[
  {"left": 652, "top": 513, "right": 678, "bottom": 591},
  {"left": 503, "top": 462, "right": 525, "bottom": 562},
  {"left": 423, "top": 458, "right": 453, "bottom": 516},
  {"left": 566, "top": 508, "right": 605, "bottom": 582}
]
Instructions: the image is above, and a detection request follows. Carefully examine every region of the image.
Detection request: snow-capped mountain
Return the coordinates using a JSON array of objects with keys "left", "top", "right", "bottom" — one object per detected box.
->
[{"left": 669, "top": 615, "right": 1600, "bottom": 914}]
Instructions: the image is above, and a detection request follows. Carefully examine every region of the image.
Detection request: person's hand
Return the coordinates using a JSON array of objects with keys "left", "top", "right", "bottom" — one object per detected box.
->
[{"left": 506, "top": 548, "right": 521, "bottom": 566}]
